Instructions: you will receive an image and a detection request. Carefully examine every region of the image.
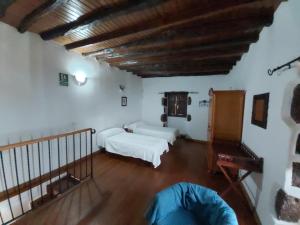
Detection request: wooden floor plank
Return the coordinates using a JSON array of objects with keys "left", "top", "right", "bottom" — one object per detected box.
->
[{"left": 14, "top": 139, "right": 258, "bottom": 225}]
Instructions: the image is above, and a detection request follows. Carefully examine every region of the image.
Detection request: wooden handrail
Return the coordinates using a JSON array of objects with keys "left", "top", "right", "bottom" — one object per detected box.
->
[
  {"left": 0, "top": 128, "right": 95, "bottom": 152},
  {"left": 0, "top": 128, "right": 96, "bottom": 224}
]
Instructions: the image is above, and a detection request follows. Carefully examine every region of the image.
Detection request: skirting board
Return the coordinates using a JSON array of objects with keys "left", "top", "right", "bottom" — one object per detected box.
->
[
  {"left": 240, "top": 182, "right": 262, "bottom": 225},
  {"left": 185, "top": 138, "right": 208, "bottom": 145}
]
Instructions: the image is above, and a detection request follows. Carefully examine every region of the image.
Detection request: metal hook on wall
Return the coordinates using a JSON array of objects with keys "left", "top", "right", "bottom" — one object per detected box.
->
[{"left": 268, "top": 56, "right": 300, "bottom": 76}]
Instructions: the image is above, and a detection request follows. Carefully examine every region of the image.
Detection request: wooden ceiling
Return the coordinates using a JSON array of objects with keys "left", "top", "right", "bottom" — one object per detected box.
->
[{"left": 0, "top": 0, "right": 280, "bottom": 78}]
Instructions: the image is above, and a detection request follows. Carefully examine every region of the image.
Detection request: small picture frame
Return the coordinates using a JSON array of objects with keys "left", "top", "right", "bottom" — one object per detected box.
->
[
  {"left": 251, "top": 93, "right": 269, "bottom": 129},
  {"left": 121, "top": 96, "right": 127, "bottom": 106},
  {"left": 59, "top": 73, "right": 69, "bottom": 86}
]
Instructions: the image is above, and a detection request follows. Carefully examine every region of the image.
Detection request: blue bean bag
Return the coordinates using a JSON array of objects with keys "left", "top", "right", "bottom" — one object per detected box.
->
[{"left": 145, "top": 182, "right": 238, "bottom": 225}]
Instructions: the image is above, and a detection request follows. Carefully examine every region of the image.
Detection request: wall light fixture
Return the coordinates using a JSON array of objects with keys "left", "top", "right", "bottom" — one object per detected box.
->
[{"left": 74, "top": 71, "right": 87, "bottom": 86}]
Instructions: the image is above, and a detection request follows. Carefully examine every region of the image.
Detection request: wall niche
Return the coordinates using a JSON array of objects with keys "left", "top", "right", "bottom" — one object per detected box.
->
[
  {"left": 291, "top": 84, "right": 300, "bottom": 123},
  {"left": 276, "top": 189, "right": 300, "bottom": 222},
  {"left": 292, "top": 162, "right": 300, "bottom": 188},
  {"left": 296, "top": 134, "right": 300, "bottom": 154}
]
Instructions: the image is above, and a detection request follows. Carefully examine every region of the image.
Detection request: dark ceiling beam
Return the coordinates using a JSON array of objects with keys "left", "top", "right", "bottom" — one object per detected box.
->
[
  {"left": 130, "top": 64, "right": 233, "bottom": 74},
  {"left": 104, "top": 44, "right": 250, "bottom": 64},
  {"left": 115, "top": 57, "right": 240, "bottom": 70},
  {"left": 0, "top": 0, "right": 15, "bottom": 17},
  {"left": 95, "top": 31, "right": 258, "bottom": 59},
  {"left": 118, "top": 61, "right": 236, "bottom": 72},
  {"left": 140, "top": 72, "right": 229, "bottom": 78},
  {"left": 139, "top": 70, "right": 230, "bottom": 77},
  {"left": 105, "top": 52, "right": 243, "bottom": 67},
  {"left": 18, "top": 0, "right": 67, "bottom": 33},
  {"left": 40, "top": 0, "right": 167, "bottom": 40},
  {"left": 84, "top": 12, "right": 272, "bottom": 56},
  {"left": 118, "top": 62, "right": 234, "bottom": 73},
  {"left": 129, "top": 68, "right": 234, "bottom": 75},
  {"left": 65, "top": 1, "right": 271, "bottom": 50}
]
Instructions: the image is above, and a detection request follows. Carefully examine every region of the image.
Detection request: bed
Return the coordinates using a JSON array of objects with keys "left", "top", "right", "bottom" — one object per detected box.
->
[
  {"left": 125, "top": 121, "right": 179, "bottom": 145},
  {"left": 97, "top": 128, "right": 169, "bottom": 168}
]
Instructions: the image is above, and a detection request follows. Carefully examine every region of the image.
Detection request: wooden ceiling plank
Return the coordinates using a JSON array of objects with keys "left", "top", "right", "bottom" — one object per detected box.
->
[
  {"left": 84, "top": 28, "right": 260, "bottom": 57},
  {"left": 84, "top": 10, "right": 272, "bottom": 56},
  {"left": 83, "top": 2, "right": 273, "bottom": 55},
  {"left": 94, "top": 31, "right": 258, "bottom": 59},
  {"left": 40, "top": 0, "right": 168, "bottom": 40},
  {"left": 65, "top": 1, "right": 274, "bottom": 50},
  {"left": 103, "top": 44, "right": 250, "bottom": 64},
  {"left": 123, "top": 32, "right": 257, "bottom": 55},
  {"left": 0, "top": 0, "right": 15, "bottom": 17},
  {"left": 18, "top": 0, "right": 68, "bottom": 33},
  {"left": 69, "top": 0, "right": 90, "bottom": 12},
  {"left": 100, "top": 12, "right": 273, "bottom": 55},
  {"left": 110, "top": 55, "right": 242, "bottom": 68},
  {"left": 103, "top": 52, "right": 244, "bottom": 66}
]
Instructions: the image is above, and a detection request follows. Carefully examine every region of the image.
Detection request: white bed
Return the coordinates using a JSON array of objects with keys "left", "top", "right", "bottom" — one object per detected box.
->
[
  {"left": 125, "top": 121, "right": 179, "bottom": 145},
  {"left": 97, "top": 128, "right": 169, "bottom": 168}
]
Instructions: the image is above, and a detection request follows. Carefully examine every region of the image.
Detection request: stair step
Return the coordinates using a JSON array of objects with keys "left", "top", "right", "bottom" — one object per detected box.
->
[
  {"left": 47, "top": 174, "right": 80, "bottom": 197},
  {"left": 31, "top": 174, "right": 80, "bottom": 209}
]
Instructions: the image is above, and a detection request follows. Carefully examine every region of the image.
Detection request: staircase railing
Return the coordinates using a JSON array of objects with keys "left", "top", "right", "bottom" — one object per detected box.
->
[{"left": 0, "top": 128, "right": 96, "bottom": 224}]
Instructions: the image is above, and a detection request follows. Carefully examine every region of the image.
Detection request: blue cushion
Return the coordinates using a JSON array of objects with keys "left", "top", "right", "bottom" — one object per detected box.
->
[
  {"left": 157, "top": 208, "right": 199, "bottom": 225},
  {"left": 146, "top": 182, "right": 238, "bottom": 225}
]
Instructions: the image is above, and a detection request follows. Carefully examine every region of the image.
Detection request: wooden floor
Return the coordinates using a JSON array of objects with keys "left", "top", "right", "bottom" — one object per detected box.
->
[{"left": 14, "top": 139, "right": 258, "bottom": 225}]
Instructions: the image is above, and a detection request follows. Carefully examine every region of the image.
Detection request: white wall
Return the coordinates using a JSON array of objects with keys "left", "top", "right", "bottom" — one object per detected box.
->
[
  {"left": 142, "top": 1, "right": 300, "bottom": 224},
  {"left": 0, "top": 0, "right": 299, "bottom": 223},
  {"left": 142, "top": 76, "right": 241, "bottom": 140},
  {"left": 0, "top": 22, "right": 142, "bottom": 144},
  {"left": 0, "top": 22, "right": 142, "bottom": 222},
  {"left": 227, "top": 1, "right": 300, "bottom": 224}
]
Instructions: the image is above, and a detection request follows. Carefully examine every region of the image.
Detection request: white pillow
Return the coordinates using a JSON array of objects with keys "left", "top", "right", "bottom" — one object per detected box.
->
[
  {"left": 97, "top": 128, "right": 125, "bottom": 147},
  {"left": 126, "top": 121, "right": 144, "bottom": 130}
]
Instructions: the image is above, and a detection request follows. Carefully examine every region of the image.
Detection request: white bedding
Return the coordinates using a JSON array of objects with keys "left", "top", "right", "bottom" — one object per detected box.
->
[
  {"left": 97, "top": 128, "right": 169, "bottom": 168},
  {"left": 126, "top": 122, "right": 179, "bottom": 145}
]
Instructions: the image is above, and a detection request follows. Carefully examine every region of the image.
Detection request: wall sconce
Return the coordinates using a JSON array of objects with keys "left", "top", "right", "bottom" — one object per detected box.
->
[
  {"left": 119, "top": 85, "right": 126, "bottom": 92},
  {"left": 187, "top": 114, "right": 192, "bottom": 122},
  {"left": 199, "top": 100, "right": 209, "bottom": 107},
  {"left": 188, "top": 97, "right": 192, "bottom": 105},
  {"left": 74, "top": 71, "right": 87, "bottom": 86}
]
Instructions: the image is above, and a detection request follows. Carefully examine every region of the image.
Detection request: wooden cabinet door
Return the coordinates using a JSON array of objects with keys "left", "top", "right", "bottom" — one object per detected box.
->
[
  {"left": 207, "top": 95, "right": 214, "bottom": 171},
  {"left": 213, "top": 91, "right": 245, "bottom": 142},
  {"left": 207, "top": 94, "right": 215, "bottom": 143}
]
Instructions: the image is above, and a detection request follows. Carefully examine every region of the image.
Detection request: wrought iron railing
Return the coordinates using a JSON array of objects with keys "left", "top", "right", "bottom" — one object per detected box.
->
[{"left": 0, "top": 128, "right": 96, "bottom": 224}]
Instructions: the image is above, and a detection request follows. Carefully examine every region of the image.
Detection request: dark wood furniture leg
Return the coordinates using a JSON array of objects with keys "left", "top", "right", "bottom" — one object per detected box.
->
[{"left": 218, "top": 162, "right": 252, "bottom": 198}]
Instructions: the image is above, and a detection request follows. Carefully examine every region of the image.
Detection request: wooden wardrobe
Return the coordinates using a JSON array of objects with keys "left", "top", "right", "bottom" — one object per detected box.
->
[{"left": 207, "top": 90, "right": 245, "bottom": 172}]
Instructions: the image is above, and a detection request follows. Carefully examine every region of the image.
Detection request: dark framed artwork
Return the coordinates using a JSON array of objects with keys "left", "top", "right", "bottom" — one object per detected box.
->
[
  {"left": 251, "top": 93, "right": 269, "bottom": 129},
  {"left": 121, "top": 96, "right": 127, "bottom": 106},
  {"left": 167, "top": 92, "right": 188, "bottom": 117}
]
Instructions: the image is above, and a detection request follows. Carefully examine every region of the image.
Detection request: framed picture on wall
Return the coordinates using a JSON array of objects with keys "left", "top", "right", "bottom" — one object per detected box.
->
[
  {"left": 59, "top": 73, "right": 69, "bottom": 86},
  {"left": 121, "top": 96, "right": 127, "bottom": 106},
  {"left": 251, "top": 93, "right": 269, "bottom": 129}
]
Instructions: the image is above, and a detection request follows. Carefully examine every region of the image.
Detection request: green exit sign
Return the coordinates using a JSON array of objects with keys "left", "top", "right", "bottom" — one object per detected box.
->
[{"left": 59, "top": 73, "right": 69, "bottom": 86}]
